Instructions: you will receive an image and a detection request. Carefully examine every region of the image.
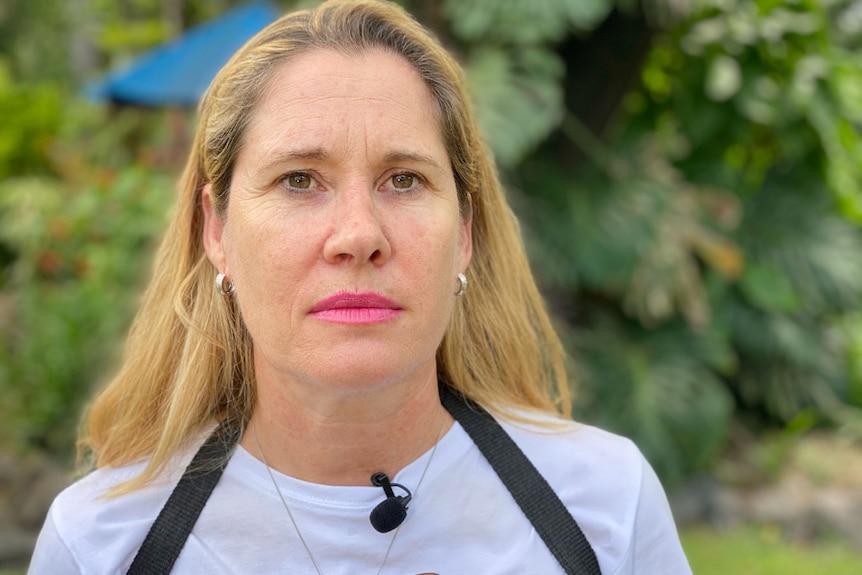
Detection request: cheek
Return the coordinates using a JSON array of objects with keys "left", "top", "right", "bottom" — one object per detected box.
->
[
  {"left": 405, "top": 220, "right": 463, "bottom": 290},
  {"left": 222, "top": 207, "right": 312, "bottom": 293},
  {"left": 225, "top": 223, "right": 311, "bottom": 344}
]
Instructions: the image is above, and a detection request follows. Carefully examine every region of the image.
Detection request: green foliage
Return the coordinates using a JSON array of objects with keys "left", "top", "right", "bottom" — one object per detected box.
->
[
  {"left": 97, "top": 20, "right": 170, "bottom": 54},
  {"left": 0, "top": 0, "right": 252, "bottom": 85},
  {"left": 0, "top": 0, "right": 76, "bottom": 84},
  {"left": 847, "top": 313, "right": 862, "bottom": 407},
  {"left": 515, "top": 154, "right": 739, "bottom": 480},
  {"left": 573, "top": 314, "right": 734, "bottom": 482},
  {"left": 465, "top": 46, "right": 566, "bottom": 166},
  {"left": 0, "top": 166, "right": 173, "bottom": 453},
  {"left": 88, "top": 0, "right": 244, "bottom": 63},
  {"left": 660, "top": 0, "right": 862, "bottom": 219},
  {"left": 444, "top": 0, "right": 612, "bottom": 44},
  {"left": 453, "top": 0, "right": 862, "bottom": 480},
  {"left": 624, "top": 0, "right": 862, "bottom": 432},
  {"left": 0, "top": 63, "right": 63, "bottom": 179},
  {"left": 0, "top": 0, "right": 266, "bottom": 455},
  {"left": 0, "top": 164, "right": 172, "bottom": 452},
  {"left": 0, "top": 95, "right": 175, "bottom": 453},
  {"left": 444, "top": 0, "right": 615, "bottom": 167}
]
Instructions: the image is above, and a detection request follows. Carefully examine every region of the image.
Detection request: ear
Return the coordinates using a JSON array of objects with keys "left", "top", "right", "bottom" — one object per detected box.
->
[{"left": 201, "top": 183, "right": 227, "bottom": 272}]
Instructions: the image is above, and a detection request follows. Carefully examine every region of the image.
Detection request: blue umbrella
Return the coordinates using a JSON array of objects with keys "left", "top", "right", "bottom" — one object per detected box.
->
[{"left": 86, "top": 1, "right": 279, "bottom": 107}]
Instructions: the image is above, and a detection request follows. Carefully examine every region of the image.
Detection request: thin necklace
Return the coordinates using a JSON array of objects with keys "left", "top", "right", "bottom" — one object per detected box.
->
[{"left": 251, "top": 410, "right": 445, "bottom": 575}]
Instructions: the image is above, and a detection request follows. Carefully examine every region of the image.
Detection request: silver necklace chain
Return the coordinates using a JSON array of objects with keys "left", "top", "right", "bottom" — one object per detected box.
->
[{"left": 251, "top": 411, "right": 445, "bottom": 575}]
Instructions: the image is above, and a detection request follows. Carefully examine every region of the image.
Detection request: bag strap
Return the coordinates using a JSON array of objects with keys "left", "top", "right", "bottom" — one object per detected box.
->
[
  {"left": 126, "top": 421, "right": 240, "bottom": 575},
  {"left": 439, "top": 385, "right": 602, "bottom": 575},
  {"left": 129, "top": 388, "right": 601, "bottom": 575}
]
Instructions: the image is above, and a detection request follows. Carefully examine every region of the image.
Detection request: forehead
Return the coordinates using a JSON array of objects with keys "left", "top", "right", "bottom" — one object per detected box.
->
[{"left": 240, "top": 48, "right": 446, "bottom": 163}]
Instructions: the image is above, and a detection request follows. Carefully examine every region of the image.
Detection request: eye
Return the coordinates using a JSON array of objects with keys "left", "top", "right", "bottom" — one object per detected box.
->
[
  {"left": 391, "top": 173, "right": 415, "bottom": 189},
  {"left": 279, "top": 171, "right": 320, "bottom": 194},
  {"left": 383, "top": 171, "right": 425, "bottom": 195},
  {"left": 284, "top": 172, "right": 313, "bottom": 190}
]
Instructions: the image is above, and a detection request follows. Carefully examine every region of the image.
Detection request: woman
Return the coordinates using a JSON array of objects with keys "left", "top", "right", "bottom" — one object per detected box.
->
[{"left": 29, "top": 1, "right": 692, "bottom": 573}]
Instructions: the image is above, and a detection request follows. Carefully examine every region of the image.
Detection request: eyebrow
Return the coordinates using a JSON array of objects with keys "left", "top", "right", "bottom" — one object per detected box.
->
[
  {"left": 263, "top": 148, "right": 329, "bottom": 168},
  {"left": 382, "top": 151, "right": 444, "bottom": 171},
  {"left": 261, "top": 148, "right": 444, "bottom": 171}
]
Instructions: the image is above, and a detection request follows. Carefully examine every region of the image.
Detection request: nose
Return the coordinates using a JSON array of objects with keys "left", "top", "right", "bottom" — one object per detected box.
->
[{"left": 322, "top": 188, "right": 391, "bottom": 267}]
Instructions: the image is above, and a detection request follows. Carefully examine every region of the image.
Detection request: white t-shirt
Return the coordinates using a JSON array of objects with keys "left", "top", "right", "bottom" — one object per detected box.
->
[{"left": 28, "top": 414, "right": 692, "bottom": 574}]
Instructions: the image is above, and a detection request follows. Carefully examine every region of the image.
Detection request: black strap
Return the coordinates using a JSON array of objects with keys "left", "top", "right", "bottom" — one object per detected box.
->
[
  {"left": 440, "top": 385, "right": 602, "bottom": 575},
  {"left": 126, "top": 421, "right": 240, "bottom": 575},
  {"left": 129, "top": 388, "right": 600, "bottom": 574}
]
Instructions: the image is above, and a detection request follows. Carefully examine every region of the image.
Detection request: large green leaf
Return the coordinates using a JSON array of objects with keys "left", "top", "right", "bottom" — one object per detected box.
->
[
  {"left": 737, "top": 177, "right": 862, "bottom": 314},
  {"left": 738, "top": 262, "right": 800, "bottom": 314},
  {"left": 465, "top": 46, "right": 565, "bottom": 166},
  {"left": 444, "top": 0, "right": 613, "bottom": 44},
  {"left": 516, "top": 163, "right": 655, "bottom": 293},
  {"left": 573, "top": 313, "right": 735, "bottom": 483}
]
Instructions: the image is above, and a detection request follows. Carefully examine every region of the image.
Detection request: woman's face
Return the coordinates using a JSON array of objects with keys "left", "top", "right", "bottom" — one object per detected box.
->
[{"left": 203, "top": 48, "right": 472, "bottom": 394}]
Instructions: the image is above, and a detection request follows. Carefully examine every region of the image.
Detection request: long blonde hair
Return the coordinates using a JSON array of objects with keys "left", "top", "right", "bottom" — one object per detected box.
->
[{"left": 81, "top": 0, "right": 570, "bottom": 490}]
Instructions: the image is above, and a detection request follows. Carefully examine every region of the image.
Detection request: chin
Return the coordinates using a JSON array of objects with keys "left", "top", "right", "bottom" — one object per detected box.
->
[
  {"left": 310, "top": 361, "right": 419, "bottom": 391},
  {"left": 258, "top": 336, "right": 437, "bottom": 393}
]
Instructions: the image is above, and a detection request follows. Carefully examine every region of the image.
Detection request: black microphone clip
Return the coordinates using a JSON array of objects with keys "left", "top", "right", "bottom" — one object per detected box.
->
[{"left": 369, "top": 472, "right": 413, "bottom": 533}]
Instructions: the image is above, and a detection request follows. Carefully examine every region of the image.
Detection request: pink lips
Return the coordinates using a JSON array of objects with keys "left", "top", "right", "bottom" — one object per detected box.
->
[{"left": 310, "top": 291, "right": 402, "bottom": 324}]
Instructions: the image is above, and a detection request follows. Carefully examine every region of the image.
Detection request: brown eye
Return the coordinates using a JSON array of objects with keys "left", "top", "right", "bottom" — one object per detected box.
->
[
  {"left": 392, "top": 173, "right": 414, "bottom": 189},
  {"left": 285, "top": 173, "right": 312, "bottom": 189}
]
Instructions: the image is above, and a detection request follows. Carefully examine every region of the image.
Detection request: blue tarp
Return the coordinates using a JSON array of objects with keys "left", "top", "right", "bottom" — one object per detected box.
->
[{"left": 85, "top": 1, "right": 279, "bottom": 107}]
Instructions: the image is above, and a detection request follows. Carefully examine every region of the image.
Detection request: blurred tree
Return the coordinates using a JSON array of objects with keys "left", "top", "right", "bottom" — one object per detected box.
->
[
  {"left": 0, "top": 0, "right": 75, "bottom": 85},
  {"left": 417, "top": 0, "right": 862, "bottom": 481},
  {"left": 0, "top": 64, "right": 63, "bottom": 179},
  {"left": 614, "top": 0, "right": 862, "bottom": 437},
  {"left": 0, "top": 0, "right": 253, "bottom": 86},
  {"left": 0, "top": 166, "right": 174, "bottom": 452}
]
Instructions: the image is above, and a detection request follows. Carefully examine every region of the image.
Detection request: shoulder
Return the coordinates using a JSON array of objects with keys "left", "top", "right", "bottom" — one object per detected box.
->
[
  {"left": 497, "top": 411, "right": 646, "bottom": 490},
  {"left": 494, "top": 411, "right": 690, "bottom": 574},
  {"left": 493, "top": 411, "right": 649, "bottom": 526},
  {"left": 29, "top": 458, "right": 186, "bottom": 574}
]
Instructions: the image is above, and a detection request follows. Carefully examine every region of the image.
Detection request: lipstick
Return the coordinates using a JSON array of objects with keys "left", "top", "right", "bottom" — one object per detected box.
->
[{"left": 310, "top": 291, "right": 401, "bottom": 324}]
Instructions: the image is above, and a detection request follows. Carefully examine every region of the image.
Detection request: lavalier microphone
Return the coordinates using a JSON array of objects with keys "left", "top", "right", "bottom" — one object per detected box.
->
[{"left": 369, "top": 472, "right": 413, "bottom": 533}]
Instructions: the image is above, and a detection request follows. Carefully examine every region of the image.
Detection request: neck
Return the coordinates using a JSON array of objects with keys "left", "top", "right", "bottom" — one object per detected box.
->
[{"left": 241, "top": 367, "right": 452, "bottom": 486}]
